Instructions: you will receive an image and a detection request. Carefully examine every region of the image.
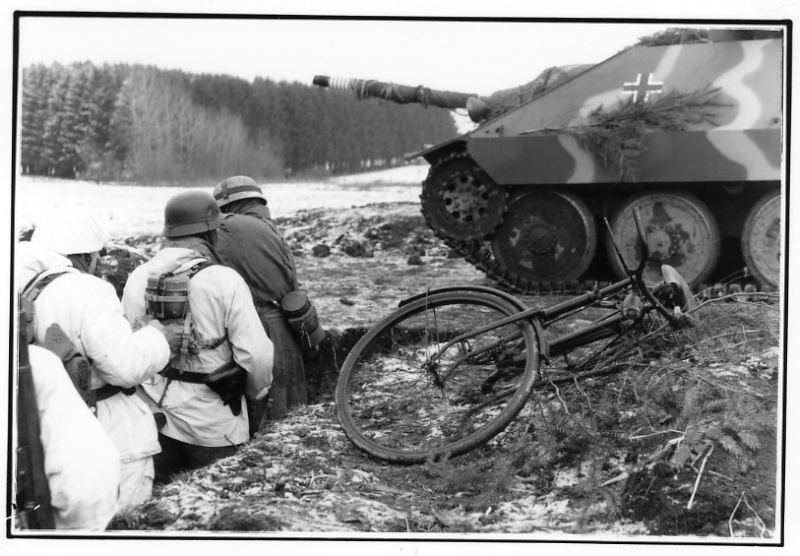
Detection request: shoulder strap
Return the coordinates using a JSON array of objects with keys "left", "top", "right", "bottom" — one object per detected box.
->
[
  {"left": 186, "top": 259, "right": 215, "bottom": 278},
  {"left": 20, "top": 270, "right": 72, "bottom": 345},
  {"left": 168, "top": 257, "right": 215, "bottom": 280},
  {"left": 22, "top": 270, "right": 72, "bottom": 304}
]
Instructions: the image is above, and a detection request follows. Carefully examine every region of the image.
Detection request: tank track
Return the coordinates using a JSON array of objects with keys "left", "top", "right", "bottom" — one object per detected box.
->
[
  {"left": 421, "top": 154, "right": 778, "bottom": 298},
  {"left": 451, "top": 235, "right": 778, "bottom": 299}
]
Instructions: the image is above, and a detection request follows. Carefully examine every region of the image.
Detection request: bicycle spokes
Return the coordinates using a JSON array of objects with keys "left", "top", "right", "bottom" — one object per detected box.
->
[{"left": 337, "top": 292, "right": 541, "bottom": 462}]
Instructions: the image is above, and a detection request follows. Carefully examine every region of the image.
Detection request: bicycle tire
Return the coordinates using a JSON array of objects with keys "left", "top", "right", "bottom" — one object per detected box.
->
[{"left": 335, "top": 290, "right": 541, "bottom": 463}]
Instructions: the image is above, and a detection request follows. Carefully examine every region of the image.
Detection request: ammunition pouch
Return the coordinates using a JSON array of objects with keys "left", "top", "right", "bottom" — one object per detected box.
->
[
  {"left": 40, "top": 323, "right": 97, "bottom": 410},
  {"left": 280, "top": 291, "right": 326, "bottom": 350}
]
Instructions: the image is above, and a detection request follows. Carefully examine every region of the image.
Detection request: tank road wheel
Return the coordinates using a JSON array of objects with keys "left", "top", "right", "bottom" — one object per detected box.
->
[
  {"left": 742, "top": 191, "right": 781, "bottom": 288},
  {"left": 421, "top": 154, "right": 507, "bottom": 242},
  {"left": 607, "top": 191, "right": 720, "bottom": 286},
  {"left": 490, "top": 191, "right": 597, "bottom": 287}
]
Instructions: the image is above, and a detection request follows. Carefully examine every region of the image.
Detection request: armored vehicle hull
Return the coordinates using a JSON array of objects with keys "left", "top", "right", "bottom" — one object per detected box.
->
[{"left": 316, "top": 29, "right": 784, "bottom": 292}]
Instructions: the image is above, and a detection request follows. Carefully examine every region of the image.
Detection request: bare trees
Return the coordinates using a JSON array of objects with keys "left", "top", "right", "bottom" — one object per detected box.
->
[{"left": 20, "top": 62, "right": 456, "bottom": 183}]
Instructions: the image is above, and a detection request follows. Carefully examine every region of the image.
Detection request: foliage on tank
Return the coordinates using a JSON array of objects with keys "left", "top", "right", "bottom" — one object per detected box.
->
[
  {"left": 634, "top": 27, "right": 711, "bottom": 46},
  {"left": 546, "top": 87, "right": 728, "bottom": 180}
]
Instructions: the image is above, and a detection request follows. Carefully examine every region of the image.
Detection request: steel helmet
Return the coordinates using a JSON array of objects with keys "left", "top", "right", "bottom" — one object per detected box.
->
[
  {"left": 213, "top": 175, "right": 267, "bottom": 208},
  {"left": 163, "top": 190, "right": 222, "bottom": 238},
  {"left": 30, "top": 208, "right": 110, "bottom": 255}
]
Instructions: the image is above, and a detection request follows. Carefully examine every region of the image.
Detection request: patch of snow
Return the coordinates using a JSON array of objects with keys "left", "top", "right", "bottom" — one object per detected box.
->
[
  {"left": 348, "top": 469, "right": 374, "bottom": 483},
  {"left": 493, "top": 494, "right": 573, "bottom": 533},
  {"left": 553, "top": 468, "right": 579, "bottom": 487},
  {"left": 587, "top": 520, "right": 651, "bottom": 537},
  {"left": 329, "top": 163, "right": 429, "bottom": 185},
  {"left": 553, "top": 460, "right": 594, "bottom": 487},
  {"left": 14, "top": 173, "right": 425, "bottom": 238}
]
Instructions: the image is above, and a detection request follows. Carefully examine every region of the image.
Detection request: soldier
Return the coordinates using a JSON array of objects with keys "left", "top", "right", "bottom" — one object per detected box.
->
[
  {"left": 122, "top": 190, "right": 273, "bottom": 485},
  {"left": 18, "top": 344, "right": 121, "bottom": 530},
  {"left": 213, "top": 176, "right": 317, "bottom": 432},
  {"left": 19, "top": 209, "right": 179, "bottom": 509}
]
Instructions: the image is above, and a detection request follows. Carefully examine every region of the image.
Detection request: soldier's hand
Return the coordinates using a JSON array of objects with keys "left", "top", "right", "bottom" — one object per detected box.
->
[{"left": 148, "top": 320, "right": 186, "bottom": 353}]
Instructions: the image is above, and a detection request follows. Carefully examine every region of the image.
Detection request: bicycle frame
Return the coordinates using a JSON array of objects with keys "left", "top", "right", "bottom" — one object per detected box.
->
[
  {"left": 335, "top": 210, "right": 700, "bottom": 463},
  {"left": 417, "top": 210, "right": 684, "bottom": 374}
]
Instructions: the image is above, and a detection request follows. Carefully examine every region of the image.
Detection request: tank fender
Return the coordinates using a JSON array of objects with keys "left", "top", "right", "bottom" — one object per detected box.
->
[{"left": 407, "top": 136, "right": 469, "bottom": 164}]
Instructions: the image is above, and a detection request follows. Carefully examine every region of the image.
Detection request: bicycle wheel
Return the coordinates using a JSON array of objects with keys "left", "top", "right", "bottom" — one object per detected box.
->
[{"left": 335, "top": 290, "right": 541, "bottom": 463}]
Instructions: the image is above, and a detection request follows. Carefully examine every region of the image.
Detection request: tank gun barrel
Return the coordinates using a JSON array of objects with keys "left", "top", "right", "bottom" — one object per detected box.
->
[{"left": 313, "top": 75, "right": 488, "bottom": 122}]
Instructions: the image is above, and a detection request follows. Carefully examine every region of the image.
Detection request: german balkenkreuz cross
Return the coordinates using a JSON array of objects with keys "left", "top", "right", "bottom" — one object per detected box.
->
[{"left": 622, "top": 73, "right": 664, "bottom": 103}]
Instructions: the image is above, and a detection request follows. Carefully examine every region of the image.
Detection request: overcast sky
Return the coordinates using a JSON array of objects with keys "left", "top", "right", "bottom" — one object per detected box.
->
[{"left": 12, "top": 16, "right": 757, "bottom": 97}]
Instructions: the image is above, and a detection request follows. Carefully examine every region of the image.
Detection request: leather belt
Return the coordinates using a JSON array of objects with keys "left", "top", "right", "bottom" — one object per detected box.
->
[
  {"left": 256, "top": 302, "right": 283, "bottom": 317},
  {"left": 95, "top": 384, "right": 136, "bottom": 402},
  {"left": 159, "top": 367, "right": 207, "bottom": 383}
]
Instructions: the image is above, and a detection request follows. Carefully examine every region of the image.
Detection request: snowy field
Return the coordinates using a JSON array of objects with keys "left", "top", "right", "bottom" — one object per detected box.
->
[{"left": 14, "top": 164, "right": 429, "bottom": 238}]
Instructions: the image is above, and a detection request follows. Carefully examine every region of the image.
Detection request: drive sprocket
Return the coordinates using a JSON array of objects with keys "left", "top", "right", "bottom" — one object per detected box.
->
[{"left": 421, "top": 152, "right": 507, "bottom": 243}]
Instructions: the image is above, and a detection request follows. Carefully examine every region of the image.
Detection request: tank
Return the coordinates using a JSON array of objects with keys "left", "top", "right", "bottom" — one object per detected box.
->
[{"left": 313, "top": 28, "right": 783, "bottom": 292}]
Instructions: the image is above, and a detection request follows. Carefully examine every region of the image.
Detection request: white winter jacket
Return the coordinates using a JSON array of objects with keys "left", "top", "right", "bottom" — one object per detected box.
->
[
  {"left": 17, "top": 242, "right": 171, "bottom": 464},
  {"left": 27, "top": 345, "right": 120, "bottom": 531},
  {"left": 122, "top": 246, "right": 273, "bottom": 448}
]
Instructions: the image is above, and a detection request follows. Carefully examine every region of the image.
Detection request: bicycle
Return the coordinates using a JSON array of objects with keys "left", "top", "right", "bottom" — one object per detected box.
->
[{"left": 335, "top": 211, "right": 700, "bottom": 463}]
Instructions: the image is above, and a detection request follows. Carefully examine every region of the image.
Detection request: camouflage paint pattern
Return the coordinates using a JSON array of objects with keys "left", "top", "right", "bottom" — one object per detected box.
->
[
  {"left": 314, "top": 33, "right": 785, "bottom": 288},
  {"left": 465, "top": 38, "right": 782, "bottom": 185}
]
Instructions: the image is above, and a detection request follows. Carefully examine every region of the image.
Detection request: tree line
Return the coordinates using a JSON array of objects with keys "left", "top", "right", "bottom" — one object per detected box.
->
[{"left": 20, "top": 62, "right": 457, "bottom": 183}]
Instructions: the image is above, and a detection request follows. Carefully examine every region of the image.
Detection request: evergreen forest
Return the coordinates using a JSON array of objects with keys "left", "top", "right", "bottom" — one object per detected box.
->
[{"left": 19, "top": 62, "right": 457, "bottom": 184}]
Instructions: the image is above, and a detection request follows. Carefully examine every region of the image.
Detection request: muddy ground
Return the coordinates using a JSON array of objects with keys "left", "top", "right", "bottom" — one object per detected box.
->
[{"left": 103, "top": 202, "right": 783, "bottom": 542}]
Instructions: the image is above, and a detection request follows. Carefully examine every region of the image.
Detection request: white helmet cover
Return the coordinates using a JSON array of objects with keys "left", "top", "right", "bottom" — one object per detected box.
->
[
  {"left": 31, "top": 208, "right": 110, "bottom": 255},
  {"left": 213, "top": 175, "right": 267, "bottom": 208}
]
